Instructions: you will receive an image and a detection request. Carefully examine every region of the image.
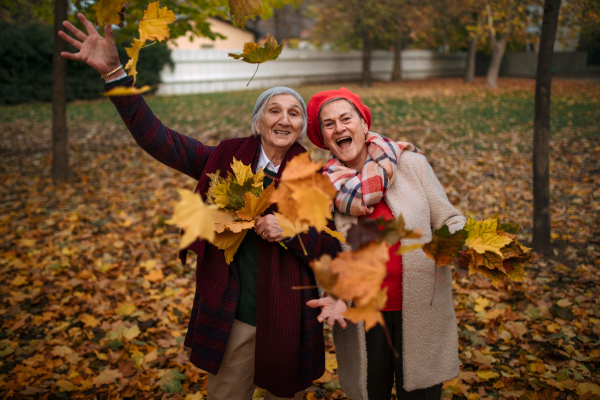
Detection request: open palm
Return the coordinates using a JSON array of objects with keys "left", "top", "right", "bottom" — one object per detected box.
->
[{"left": 59, "top": 13, "right": 122, "bottom": 76}]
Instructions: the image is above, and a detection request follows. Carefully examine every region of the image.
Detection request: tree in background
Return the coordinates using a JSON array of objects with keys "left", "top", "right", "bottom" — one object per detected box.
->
[
  {"left": 309, "top": 0, "right": 387, "bottom": 87},
  {"left": 474, "top": 0, "right": 534, "bottom": 88},
  {"left": 533, "top": 0, "right": 561, "bottom": 255}
]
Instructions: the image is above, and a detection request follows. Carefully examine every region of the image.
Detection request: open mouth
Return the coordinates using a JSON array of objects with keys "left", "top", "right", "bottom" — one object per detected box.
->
[
  {"left": 275, "top": 130, "right": 290, "bottom": 136},
  {"left": 336, "top": 137, "right": 352, "bottom": 149}
]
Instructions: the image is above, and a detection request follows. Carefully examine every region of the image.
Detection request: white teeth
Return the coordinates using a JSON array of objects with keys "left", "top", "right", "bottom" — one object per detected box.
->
[
  {"left": 275, "top": 131, "right": 290, "bottom": 135},
  {"left": 336, "top": 137, "right": 351, "bottom": 144}
]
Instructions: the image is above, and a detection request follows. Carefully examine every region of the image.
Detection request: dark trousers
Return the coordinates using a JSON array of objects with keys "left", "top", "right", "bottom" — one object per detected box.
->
[{"left": 366, "top": 310, "right": 442, "bottom": 400}]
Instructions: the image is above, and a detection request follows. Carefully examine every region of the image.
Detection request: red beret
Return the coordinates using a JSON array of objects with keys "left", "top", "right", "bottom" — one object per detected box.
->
[{"left": 306, "top": 88, "right": 371, "bottom": 149}]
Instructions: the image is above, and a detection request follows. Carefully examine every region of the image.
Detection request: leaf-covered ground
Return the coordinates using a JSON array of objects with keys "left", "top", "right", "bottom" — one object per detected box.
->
[{"left": 1, "top": 77, "right": 599, "bottom": 399}]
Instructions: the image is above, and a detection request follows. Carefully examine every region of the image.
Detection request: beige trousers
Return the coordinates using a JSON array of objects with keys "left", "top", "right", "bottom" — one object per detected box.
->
[{"left": 206, "top": 319, "right": 305, "bottom": 400}]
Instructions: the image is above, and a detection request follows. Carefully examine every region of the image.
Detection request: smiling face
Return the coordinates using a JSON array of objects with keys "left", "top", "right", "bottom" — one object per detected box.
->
[
  {"left": 319, "top": 99, "right": 369, "bottom": 171},
  {"left": 256, "top": 94, "right": 303, "bottom": 166}
]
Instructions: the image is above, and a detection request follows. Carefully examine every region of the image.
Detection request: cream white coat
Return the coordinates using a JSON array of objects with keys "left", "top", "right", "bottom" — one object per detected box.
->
[{"left": 332, "top": 151, "right": 465, "bottom": 398}]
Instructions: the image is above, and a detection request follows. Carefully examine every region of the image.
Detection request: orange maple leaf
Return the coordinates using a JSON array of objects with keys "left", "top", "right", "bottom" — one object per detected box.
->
[
  {"left": 344, "top": 288, "right": 387, "bottom": 331},
  {"left": 139, "top": 2, "right": 176, "bottom": 43}
]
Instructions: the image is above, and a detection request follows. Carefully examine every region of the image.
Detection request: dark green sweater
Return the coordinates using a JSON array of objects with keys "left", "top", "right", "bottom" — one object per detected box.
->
[{"left": 234, "top": 170, "right": 274, "bottom": 326}]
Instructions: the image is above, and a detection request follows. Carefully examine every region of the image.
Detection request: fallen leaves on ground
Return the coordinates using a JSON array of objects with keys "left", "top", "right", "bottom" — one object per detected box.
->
[{"left": 1, "top": 77, "right": 598, "bottom": 399}]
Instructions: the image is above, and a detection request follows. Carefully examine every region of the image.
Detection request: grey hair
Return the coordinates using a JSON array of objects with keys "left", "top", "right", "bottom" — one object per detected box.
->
[{"left": 251, "top": 86, "right": 308, "bottom": 141}]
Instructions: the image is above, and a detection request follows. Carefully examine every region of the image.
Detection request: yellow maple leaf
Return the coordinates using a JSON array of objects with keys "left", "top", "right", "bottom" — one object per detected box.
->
[
  {"left": 104, "top": 85, "right": 152, "bottom": 97},
  {"left": 93, "top": 0, "right": 126, "bottom": 26},
  {"left": 166, "top": 188, "right": 233, "bottom": 249},
  {"left": 330, "top": 241, "right": 389, "bottom": 307},
  {"left": 236, "top": 184, "right": 274, "bottom": 221},
  {"left": 322, "top": 226, "right": 347, "bottom": 244},
  {"left": 274, "top": 212, "right": 310, "bottom": 238},
  {"left": 464, "top": 216, "right": 512, "bottom": 256},
  {"left": 139, "top": 2, "right": 176, "bottom": 43},
  {"left": 215, "top": 219, "right": 256, "bottom": 234},
  {"left": 213, "top": 230, "right": 249, "bottom": 264},
  {"left": 231, "top": 158, "right": 261, "bottom": 187},
  {"left": 228, "top": 0, "right": 262, "bottom": 28},
  {"left": 123, "top": 38, "right": 144, "bottom": 85},
  {"left": 344, "top": 288, "right": 387, "bottom": 331}
]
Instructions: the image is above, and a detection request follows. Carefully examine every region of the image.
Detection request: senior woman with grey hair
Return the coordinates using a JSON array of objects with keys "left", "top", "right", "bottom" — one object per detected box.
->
[{"left": 59, "top": 13, "right": 340, "bottom": 400}]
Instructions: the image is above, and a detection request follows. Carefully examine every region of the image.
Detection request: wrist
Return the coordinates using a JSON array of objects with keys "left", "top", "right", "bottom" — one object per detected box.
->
[{"left": 101, "top": 64, "right": 123, "bottom": 80}]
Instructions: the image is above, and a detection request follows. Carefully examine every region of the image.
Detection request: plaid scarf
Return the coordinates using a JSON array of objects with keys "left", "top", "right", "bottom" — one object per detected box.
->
[{"left": 323, "top": 132, "right": 419, "bottom": 216}]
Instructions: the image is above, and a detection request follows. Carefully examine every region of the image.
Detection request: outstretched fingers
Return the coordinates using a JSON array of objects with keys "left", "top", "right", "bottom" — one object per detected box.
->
[
  {"left": 77, "top": 12, "right": 100, "bottom": 37},
  {"left": 58, "top": 29, "right": 82, "bottom": 50},
  {"left": 61, "top": 20, "right": 87, "bottom": 43}
]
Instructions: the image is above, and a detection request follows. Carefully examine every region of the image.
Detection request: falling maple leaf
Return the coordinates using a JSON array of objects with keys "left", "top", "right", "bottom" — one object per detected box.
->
[
  {"left": 228, "top": 0, "right": 262, "bottom": 29},
  {"left": 139, "top": 2, "right": 176, "bottom": 43},
  {"left": 228, "top": 34, "right": 283, "bottom": 85},
  {"left": 104, "top": 85, "right": 152, "bottom": 97},
  {"left": 271, "top": 153, "right": 336, "bottom": 237},
  {"left": 123, "top": 38, "right": 144, "bottom": 85},
  {"left": 166, "top": 188, "right": 233, "bottom": 249},
  {"left": 93, "top": 0, "right": 127, "bottom": 26},
  {"left": 343, "top": 288, "right": 387, "bottom": 331},
  {"left": 228, "top": 34, "right": 283, "bottom": 64},
  {"left": 310, "top": 241, "right": 389, "bottom": 330}
]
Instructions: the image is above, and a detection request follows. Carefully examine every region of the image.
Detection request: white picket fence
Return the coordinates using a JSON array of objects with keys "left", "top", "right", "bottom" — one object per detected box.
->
[{"left": 156, "top": 48, "right": 468, "bottom": 95}]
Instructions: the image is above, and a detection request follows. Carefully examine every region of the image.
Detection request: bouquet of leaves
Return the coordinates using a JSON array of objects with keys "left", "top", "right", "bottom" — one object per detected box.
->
[
  {"left": 167, "top": 158, "right": 274, "bottom": 264},
  {"left": 423, "top": 216, "right": 531, "bottom": 286}
]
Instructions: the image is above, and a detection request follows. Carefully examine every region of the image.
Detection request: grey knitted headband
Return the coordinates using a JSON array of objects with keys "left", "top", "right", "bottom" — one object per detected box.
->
[{"left": 252, "top": 86, "right": 307, "bottom": 121}]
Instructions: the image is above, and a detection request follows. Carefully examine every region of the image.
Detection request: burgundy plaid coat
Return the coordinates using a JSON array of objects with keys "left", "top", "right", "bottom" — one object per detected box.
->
[{"left": 107, "top": 77, "right": 340, "bottom": 397}]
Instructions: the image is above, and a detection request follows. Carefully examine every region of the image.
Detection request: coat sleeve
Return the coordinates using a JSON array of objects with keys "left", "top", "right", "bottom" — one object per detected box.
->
[
  {"left": 416, "top": 155, "right": 466, "bottom": 234},
  {"left": 105, "top": 76, "right": 214, "bottom": 180}
]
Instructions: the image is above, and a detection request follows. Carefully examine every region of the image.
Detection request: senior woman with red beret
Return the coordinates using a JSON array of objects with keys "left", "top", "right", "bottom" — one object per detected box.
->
[
  {"left": 306, "top": 88, "right": 466, "bottom": 400},
  {"left": 59, "top": 14, "right": 341, "bottom": 400}
]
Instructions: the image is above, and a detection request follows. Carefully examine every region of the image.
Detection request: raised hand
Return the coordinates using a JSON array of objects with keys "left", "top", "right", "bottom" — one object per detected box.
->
[{"left": 59, "top": 13, "right": 124, "bottom": 81}]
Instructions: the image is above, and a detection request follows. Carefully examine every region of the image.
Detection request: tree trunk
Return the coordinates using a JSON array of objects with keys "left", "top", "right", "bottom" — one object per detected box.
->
[
  {"left": 360, "top": 27, "right": 372, "bottom": 87},
  {"left": 485, "top": 34, "right": 507, "bottom": 88},
  {"left": 52, "top": 0, "right": 69, "bottom": 183},
  {"left": 464, "top": 35, "right": 477, "bottom": 82},
  {"left": 533, "top": 0, "right": 561, "bottom": 255},
  {"left": 391, "top": 31, "right": 403, "bottom": 82}
]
